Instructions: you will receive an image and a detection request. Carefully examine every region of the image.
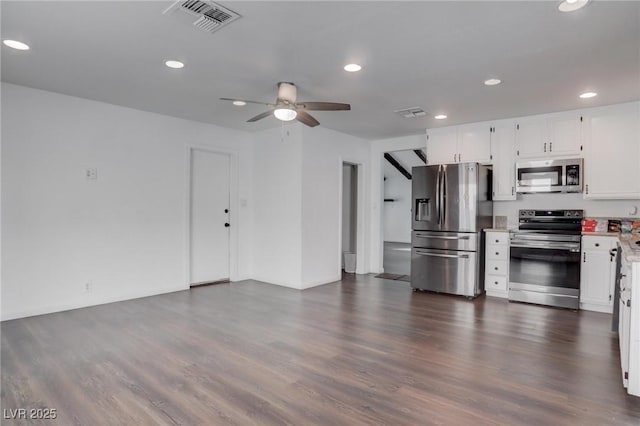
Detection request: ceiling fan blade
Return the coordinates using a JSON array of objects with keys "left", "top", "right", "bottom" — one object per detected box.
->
[
  {"left": 247, "top": 110, "right": 274, "bottom": 122},
  {"left": 295, "top": 110, "right": 320, "bottom": 127},
  {"left": 297, "top": 102, "right": 351, "bottom": 111},
  {"left": 220, "top": 97, "right": 275, "bottom": 107}
]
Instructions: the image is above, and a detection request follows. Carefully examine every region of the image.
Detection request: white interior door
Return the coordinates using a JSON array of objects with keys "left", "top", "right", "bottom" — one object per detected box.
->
[{"left": 190, "top": 149, "right": 230, "bottom": 284}]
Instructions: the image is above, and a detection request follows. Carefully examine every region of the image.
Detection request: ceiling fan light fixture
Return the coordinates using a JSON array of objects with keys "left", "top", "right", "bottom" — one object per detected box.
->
[
  {"left": 274, "top": 107, "right": 297, "bottom": 121},
  {"left": 558, "top": 0, "right": 589, "bottom": 12}
]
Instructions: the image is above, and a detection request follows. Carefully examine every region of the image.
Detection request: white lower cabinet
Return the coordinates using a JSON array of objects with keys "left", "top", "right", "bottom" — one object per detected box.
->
[
  {"left": 619, "top": 256, "right": 640, "bottom": 397},
  {"left": 485, "top": 231, "right": 509, "bottom": 298},
  {"left": 580, "top": 235, "right": 617, "bottom": 313}
]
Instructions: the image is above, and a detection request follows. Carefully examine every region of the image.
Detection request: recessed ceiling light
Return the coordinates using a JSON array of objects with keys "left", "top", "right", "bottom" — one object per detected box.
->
[
  {"left": 3, "top": 39, "right": 30, "bottom": 50},
  {"left": 579, "top": 92, "right": 598, "bottom": 99},
  {"left": 232, "top": 100, "right": 247, "bottom": 106},
  {"left": 484, "top": 78, "right": 502, "bottom": 86},
  {"left": 344, "top": 63, "right": 362, "bottom": 72},
  {"left": 165, "top": 60, "right": 184, "bottom": 69},
  {"left": 558, "top": 0, "right": 589, "bottom": 12},
  {"left": 434, "top": 114, "right": 447, "bottom": 120}
]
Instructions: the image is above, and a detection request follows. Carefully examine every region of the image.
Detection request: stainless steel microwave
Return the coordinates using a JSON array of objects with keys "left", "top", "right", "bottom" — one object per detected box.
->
[{"left": 515, "top": 158, "right": 583, "bottom": 194}]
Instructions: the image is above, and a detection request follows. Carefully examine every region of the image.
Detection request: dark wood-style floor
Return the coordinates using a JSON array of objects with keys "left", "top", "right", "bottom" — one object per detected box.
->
[{"left": 2, "top": 274, "right": 640, "bottom": 425}]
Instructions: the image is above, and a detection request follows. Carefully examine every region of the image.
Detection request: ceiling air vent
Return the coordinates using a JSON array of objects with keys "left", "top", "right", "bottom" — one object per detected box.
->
[
  {"left": 394, "top": 107, "right": 427, "bottom": 119},
  {"left": 163, "top": 0, "right": 241, "bottom": 34}
]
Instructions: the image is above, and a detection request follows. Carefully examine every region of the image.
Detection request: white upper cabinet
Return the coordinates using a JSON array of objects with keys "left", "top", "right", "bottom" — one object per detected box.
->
[
  {"left": 491, "top": 120, "right": 516, "bottom": 200},
  {"left": 514, "top": 117, "right": 547, "bottom": 158},
  {"left": 458, "top": 123, "right": 492, "bottom": 164},
  {"left": 583, "top": 102, "right": 640, "bottom": 199},
  {"left": 426, "top": 127, "right": 458, "bottom": 165},
  {"left": 426, "top": 123, "right": 491, "bottom": 165},
  {"left": 547, "top": 112, "right": 583, "bottom": 157},
  {"left": 515, "top": 111, "right": 582, "bottom": 159}
]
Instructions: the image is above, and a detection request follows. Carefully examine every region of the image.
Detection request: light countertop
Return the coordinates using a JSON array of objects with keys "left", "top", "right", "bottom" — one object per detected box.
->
[
  {"left": 582, "top": 231, "right": 620, "bottom": 237},
  {"left": 619, "top": 237, "right": 640, "bottom": 263}
]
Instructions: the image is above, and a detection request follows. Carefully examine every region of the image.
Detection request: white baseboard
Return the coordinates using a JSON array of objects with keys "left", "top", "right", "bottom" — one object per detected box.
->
[{"left": 1, "top": 284, "right": 188, "bottom": 321}]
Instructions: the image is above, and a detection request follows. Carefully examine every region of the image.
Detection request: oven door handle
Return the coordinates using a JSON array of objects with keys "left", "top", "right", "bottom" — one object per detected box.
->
[
  {"left": 510, "top": 242, "right": 581, "bottom": 252},
  {"left": 415, "top": 250, "right": 470, "bottom": 259}
]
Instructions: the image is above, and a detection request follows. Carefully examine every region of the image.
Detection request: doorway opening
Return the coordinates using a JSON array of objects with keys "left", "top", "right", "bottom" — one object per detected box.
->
[
  {"left": 379, "top": 149, "right": 426, "bottom": 282},
  {"left": 188, "top": 148, "right": 231, "bottom": 287},
  {"left": 341, "top": 163, "right": 358, "bottom": 274}
]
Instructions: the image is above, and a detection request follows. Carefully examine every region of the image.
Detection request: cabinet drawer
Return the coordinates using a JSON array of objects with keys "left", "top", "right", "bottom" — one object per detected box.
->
[
  {"left": 486, "top": 232, "right": 509, "bottom": 246},
  {"left": 486, "top": 260, "right": 508, "bottom": 275},
  {"left": 582, "top": 235, "right": 617, "bottom": 251},
  {"left": 486, "top": 275, "right": 507, "bottom": 291},
  {"left": 486, "top": 245, "right": 508, "bottom": 260}
]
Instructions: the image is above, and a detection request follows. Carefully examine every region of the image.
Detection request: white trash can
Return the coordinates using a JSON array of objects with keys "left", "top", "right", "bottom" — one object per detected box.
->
[{"left": 344, "top": 252, "right": 356, "bottom": 273}]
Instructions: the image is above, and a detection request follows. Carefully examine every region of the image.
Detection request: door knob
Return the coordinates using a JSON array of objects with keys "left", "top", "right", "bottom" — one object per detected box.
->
[{"left": 224, "top": 223, "right": 230, "bottom": 227}]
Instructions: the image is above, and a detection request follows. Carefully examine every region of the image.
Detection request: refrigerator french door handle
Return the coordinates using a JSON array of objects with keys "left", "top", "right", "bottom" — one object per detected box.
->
[
  {"left": 441, "top": 165, "right": 447, "bottom": 224},
  {"left": 435, "top": 165, "right": 441, "bottom": 225},
  {"left": 415, "top": 250, "right": 470, "bottom": 259}
]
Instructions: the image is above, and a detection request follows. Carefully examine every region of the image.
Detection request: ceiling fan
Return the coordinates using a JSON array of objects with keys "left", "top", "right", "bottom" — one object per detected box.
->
[{"left": 221, "top": 82, "right": 351, "bottom": 127}]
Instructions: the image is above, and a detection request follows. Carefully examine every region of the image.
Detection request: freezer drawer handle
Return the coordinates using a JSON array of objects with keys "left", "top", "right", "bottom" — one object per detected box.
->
[
  {"left": 415, "top": 234, "right": 470, "bottom": 240},
  {"left": 415, "top": 250, "right": 470, "bottom": 259}
]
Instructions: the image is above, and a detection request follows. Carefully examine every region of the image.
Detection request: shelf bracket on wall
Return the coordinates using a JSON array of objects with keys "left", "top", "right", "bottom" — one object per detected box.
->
[
  {"left": 384, "top": 153, "right": 412, "bottom": 180},
  {"left": 413, "top": 149, "right": 427, "bottom": 164}
]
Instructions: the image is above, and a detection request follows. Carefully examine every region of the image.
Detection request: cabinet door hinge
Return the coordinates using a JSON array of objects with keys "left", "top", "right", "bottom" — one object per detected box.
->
[
  {"left": 580, "top": 145, "right": 583, "bottom": 151},
  {"left": 490, "top": 154, "right": 493, "bottom": 160},
  {"left": 625, "top": 372, "right": 629, "bottom": 380},
  {"left": 580, "top": 116, "right": 583, "bottom": 122},
  {"left": 516, "top": 150, "right": 520, "bottom": 156},
  {"left": 586, "top": 184, "right": 589, "bottom": 194},
  {"left": 516, "top": 124, "right": 520, "bottom": 130},
  {"left": 609, "top": 294, "right": 612, "bottom": 301}
]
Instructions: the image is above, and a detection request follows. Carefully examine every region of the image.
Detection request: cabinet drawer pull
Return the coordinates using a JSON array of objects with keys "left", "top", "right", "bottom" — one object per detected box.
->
[{"left": 495, "top": 251, "right": 500, "bottom": 255}]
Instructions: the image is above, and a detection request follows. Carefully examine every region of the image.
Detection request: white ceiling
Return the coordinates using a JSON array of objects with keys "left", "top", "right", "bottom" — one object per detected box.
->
[{"left": 2, "top": 1, "right": 639, "bottom": 140}]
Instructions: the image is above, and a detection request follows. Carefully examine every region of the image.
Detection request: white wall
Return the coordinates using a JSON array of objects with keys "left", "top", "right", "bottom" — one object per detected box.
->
[
  {"left": 251, "top": 125, "right": 303, "bottom": 288},
  {"left": 300, "top": 125, "right": 369, "bottom": 286},
  {"left": 494, "top": 194, "right": 640, "bottom": 228},
  {"left": 383, "top": 175, "right": 412, "bottom": 243},
  {"left": 369, "top": 134, "right": 426, "bottom": 272},
  {"left": 1, "top": 83, "right": 254, "bottom": 320}
]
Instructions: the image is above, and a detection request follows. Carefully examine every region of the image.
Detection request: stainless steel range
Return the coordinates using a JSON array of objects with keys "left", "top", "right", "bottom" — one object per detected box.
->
[{"left": 509, "top": 209, "right": 583, "bottom": 309}]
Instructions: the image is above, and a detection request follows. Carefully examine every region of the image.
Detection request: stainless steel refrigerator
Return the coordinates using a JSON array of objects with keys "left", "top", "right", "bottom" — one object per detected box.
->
[{"left": 411, "top": 163, "right": 493, "bottom": 297}]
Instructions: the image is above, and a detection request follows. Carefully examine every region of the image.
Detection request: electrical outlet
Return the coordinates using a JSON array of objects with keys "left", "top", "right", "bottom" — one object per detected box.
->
[{"left": 85, "top": 168, "right": 98, "bottom": 180}]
